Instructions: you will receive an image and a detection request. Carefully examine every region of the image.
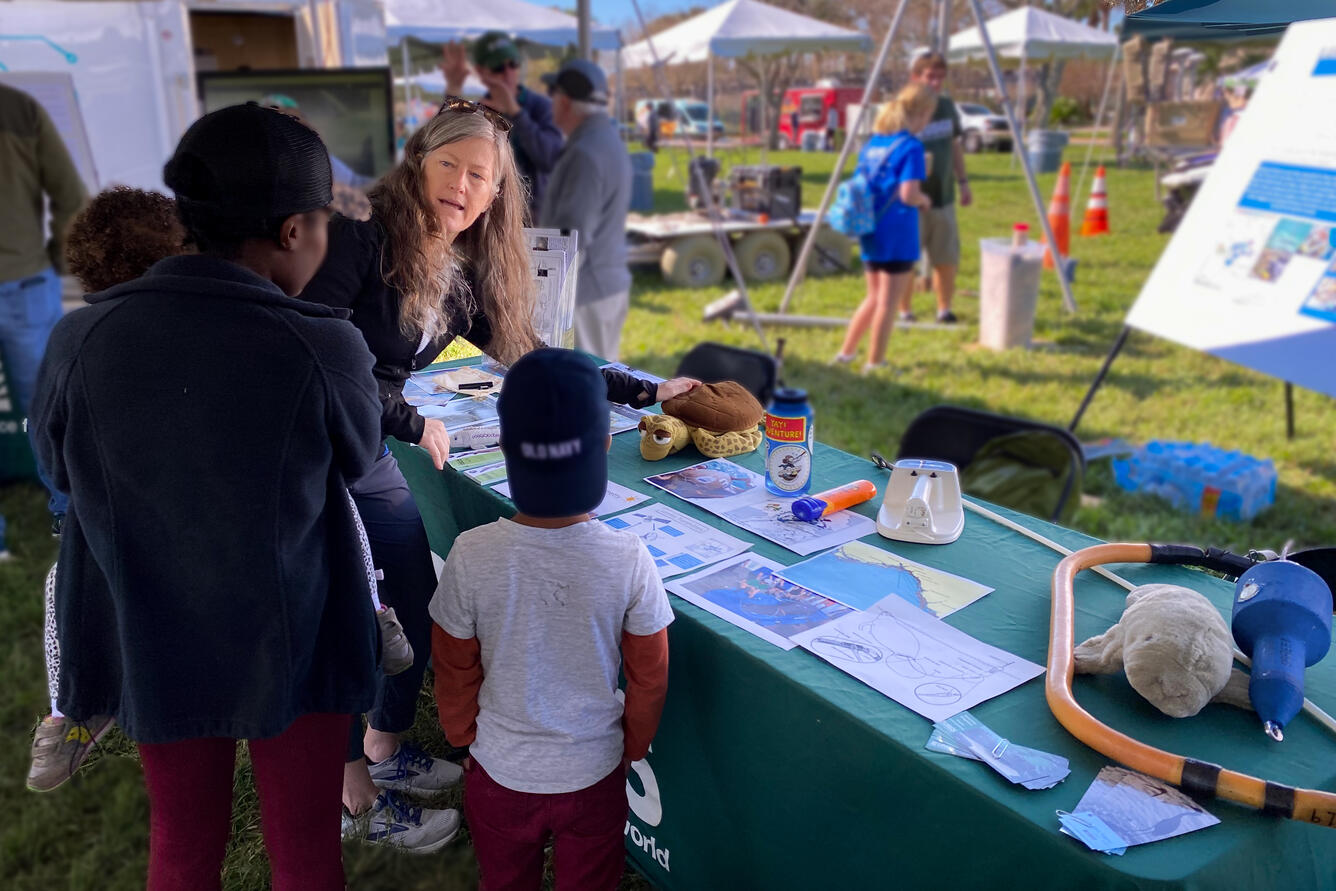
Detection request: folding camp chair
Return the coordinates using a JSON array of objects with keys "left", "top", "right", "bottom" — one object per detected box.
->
[
  {"left": 896, "top": 405, "right": 1086, "bottom": 523},
  {"left": 675, "top": 342, "right": 779, "bottom": 406}
]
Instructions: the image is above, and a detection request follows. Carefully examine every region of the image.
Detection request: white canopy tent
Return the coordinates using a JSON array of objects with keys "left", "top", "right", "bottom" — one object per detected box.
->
[
  {"left": 384, "top": 0, "right": 621, "bottom": 49},
  {"left": 948, "top": 6, "right": 1116, "bottom": 148},
  {"left": 383, "top": 0, "right": 621, "bottom": 141},
  {"left": 620, "top": 0, "right": 870, "bottom": 155},
  {"left": 947, "top": 5, "right": 1117, "bottom": 62}
]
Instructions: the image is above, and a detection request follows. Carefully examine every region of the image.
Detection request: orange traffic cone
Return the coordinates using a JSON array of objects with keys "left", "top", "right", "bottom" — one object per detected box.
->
[
  {"left": 1080, "top": 165, "right": 1110, "bottom": 236},
  {"left": 1043, "top": 161, "right": 1071, "bottom": 270}
]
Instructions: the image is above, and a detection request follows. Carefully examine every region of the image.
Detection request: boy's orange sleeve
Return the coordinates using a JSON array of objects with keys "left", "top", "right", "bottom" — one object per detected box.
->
[
  {"left": 621, "top": 628, "right": 669, "bottom": 763},
  {"left": 432, "top": 624, "right": 482, "bottom": 748}
]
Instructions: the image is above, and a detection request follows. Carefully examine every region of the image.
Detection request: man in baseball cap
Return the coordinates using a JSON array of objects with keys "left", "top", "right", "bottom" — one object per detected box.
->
[
  {"left": 538, "top": 59, "right": 633, "bottom": 361},
  {"left": 539, "top": 58, "right": 610, "bottom": 105},
  {"left": 440, "top": 31, "right": 564, "bottom": 219}
]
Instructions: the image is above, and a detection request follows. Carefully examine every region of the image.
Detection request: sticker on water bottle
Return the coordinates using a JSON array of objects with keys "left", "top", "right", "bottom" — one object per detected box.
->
[
  {"left": 765, "top": 414, "right": 808, "bottom": 443},
  {"left": 766, "top": 444, "right": 811, "bottom": 493}
]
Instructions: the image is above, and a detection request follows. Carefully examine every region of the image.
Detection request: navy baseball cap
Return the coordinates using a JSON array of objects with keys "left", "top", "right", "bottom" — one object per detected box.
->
[
  {"left": 498, "top": 349, "right": 609, "bottom": 517},
  {"left": 541, "top": 58, "right": 609, "bottom": 104}
]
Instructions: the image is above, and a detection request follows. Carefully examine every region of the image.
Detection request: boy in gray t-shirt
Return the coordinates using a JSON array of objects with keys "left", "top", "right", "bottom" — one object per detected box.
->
[{"left": 430, "top": 348, "right": 674, "bottom": 890}]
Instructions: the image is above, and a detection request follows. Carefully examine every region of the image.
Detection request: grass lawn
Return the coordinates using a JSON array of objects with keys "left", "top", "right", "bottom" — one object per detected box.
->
[{"left": 3, "top": 148, "right": 1333, "bottom": 889}]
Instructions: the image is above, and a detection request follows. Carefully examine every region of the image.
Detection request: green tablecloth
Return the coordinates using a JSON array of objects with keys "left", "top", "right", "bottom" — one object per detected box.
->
[
  {"left": 390, "top": 361, "right": 1336, "bottom": 890},
  {"left": 0, "top": 349, "right": 37, "bottom": 481}
]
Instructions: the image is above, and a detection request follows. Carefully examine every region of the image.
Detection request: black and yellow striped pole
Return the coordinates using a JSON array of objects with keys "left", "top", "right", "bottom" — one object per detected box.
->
[{"left": 1049, "top": 543, "right": 1336, "bottom": 829}]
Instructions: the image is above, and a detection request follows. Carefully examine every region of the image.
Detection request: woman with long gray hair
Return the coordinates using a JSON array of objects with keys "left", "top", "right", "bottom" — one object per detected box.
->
[{"left": 303, "top": 96, "right": 697, "bottom": 852}]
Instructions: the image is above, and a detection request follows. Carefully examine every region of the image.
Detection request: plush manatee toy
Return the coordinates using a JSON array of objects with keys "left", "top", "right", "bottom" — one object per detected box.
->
[
  {"left": 1074, "top": 583, "right": 1252, "bottom": 718},
  {"left": 638, "top": 381, "right": 765, "bottom": 461}
]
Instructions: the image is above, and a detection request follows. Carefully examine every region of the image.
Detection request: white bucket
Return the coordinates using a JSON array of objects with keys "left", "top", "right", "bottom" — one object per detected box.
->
[{"left": 978, "top": 237, "right": 1045, "bottom": 350}]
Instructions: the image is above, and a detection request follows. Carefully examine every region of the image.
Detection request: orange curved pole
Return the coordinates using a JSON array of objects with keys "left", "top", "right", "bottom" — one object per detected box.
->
[{"left": 1049, "top": 543, "right": 1336, "bottom": 828}]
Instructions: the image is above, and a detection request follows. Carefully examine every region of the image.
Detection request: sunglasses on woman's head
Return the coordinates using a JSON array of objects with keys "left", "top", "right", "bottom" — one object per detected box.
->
[
  {"left": 490, "top": 60, "right": 520, "bottom": 74},
  {"left": 438, "top": 95, "right": 513, "bottom": 133}
]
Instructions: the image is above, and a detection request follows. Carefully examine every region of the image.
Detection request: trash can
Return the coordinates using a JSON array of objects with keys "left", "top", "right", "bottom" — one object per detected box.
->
[
  {"left": 1025, "top": 130, "right": 1069, "bottom": 174},
  {"left": 978, "top": 237, "right": 1044, "bottom": 350},
  {"left": 800, "top": 130, "right": 823, "bottom": 152},
  {"left": 629, "top": 152, "right": 655, "bottom": 213}
]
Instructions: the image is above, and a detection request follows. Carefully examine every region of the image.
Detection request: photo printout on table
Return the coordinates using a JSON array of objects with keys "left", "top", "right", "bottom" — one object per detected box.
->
[
  {"left": 667, "top": 554, "right": 853, "bottom": 651},
  {"left": 644, "top": 459, "right": 878, "bottom": 555},
  {"left": 417, "top": 395, "right": 500, "bottom": 432},
  {"left": 1059, "top": 766, "right": 1219, "bottom": 855}
]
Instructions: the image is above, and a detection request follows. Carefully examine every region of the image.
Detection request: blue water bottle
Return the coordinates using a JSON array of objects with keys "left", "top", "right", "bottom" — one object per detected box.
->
[{"left": 764, "top": 387, "right": 814, "bottom": 496}]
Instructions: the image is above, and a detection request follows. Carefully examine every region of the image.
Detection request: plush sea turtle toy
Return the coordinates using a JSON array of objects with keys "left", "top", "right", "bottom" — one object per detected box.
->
[
  {"left": 639, "top": 381, "right": 765, "bottom": 461},
  {"left": 1074, "top": 583, "right": 1252, "bottom": 718}
]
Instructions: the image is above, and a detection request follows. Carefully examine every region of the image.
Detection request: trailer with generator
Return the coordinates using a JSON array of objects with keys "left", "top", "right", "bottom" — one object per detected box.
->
[
  {"left": 626, "top": 160, "right": 854, "bottom": 287},
  {"left": 626, "top": 210, "right": 855, "bottom": 287}
]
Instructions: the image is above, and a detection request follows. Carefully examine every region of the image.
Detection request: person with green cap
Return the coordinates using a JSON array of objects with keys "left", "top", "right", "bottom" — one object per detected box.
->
[{"left": 441, "top": 31, "right": 564, "bottom": 220}]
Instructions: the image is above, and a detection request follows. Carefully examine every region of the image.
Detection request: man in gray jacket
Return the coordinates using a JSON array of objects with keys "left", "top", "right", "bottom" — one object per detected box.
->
[{"left": 540, "top": 59, "right": 632, "bottom": 360}]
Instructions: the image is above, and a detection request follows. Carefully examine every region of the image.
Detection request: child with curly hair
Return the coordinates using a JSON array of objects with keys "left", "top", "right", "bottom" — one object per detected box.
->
[{"left": 64, "top": 186, "right": 190, "bottom": 293}]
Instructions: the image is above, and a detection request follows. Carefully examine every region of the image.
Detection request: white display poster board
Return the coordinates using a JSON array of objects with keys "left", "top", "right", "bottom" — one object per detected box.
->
[
  {"left": 1125, "top": 18, "right": 1336, "bottom": 399},
  {"left": 0, "top": 72, "right": 99, "bottom": 192},
  {"left": 0, "top": 1, "right": 196, "bottom": 191}
]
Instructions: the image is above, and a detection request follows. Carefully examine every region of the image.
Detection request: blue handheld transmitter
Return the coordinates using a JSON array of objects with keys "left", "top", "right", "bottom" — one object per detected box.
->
[{"left": 1231, "top": 560, "right": 1333, "bottom": 741}]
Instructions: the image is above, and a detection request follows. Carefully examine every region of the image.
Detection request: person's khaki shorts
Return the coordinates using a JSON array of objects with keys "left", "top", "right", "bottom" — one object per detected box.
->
[{"left": 918, "top": 203, "right": 960, "bottom": 269}]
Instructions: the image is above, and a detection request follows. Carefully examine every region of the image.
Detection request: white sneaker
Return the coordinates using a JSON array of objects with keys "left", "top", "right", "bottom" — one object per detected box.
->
[
  {"left": 366, "top": 742, "right": 463, "bottom": 794},
  {"left": 341, "top": 790, "right": 461, "bottom": 854}
]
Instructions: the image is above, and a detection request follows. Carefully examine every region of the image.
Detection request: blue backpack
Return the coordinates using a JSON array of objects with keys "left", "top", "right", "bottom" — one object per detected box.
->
[{"left": 828, "top": 139, "right": 901, "bottom": 237}]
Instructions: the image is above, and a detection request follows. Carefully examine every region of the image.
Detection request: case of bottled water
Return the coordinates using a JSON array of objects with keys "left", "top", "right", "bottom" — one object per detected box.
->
[{"left": 1112, "top": 440, "right": 1276, "bottom": 521}]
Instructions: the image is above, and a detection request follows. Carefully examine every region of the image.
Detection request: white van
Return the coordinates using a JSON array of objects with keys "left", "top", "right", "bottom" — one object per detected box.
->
[{"left": 635, "top": 98, "right": 724, "bottom": 140}]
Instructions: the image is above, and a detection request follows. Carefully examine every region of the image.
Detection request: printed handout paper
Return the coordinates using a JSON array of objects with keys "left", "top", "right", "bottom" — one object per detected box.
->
[
  {"left": 791, "top": 591, "right": 1043, "bottom": 721},
  {"left": 644, "top": 459, "right": 878, "bottom": 555},
  {"left": 601, "top": 503, "right": 751, "bottom": 579}
]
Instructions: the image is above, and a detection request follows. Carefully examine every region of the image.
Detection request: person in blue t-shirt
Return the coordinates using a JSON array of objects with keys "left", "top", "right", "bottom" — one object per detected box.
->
[{"left": 835, "top": 84, "right": 937, "bottom": 373}]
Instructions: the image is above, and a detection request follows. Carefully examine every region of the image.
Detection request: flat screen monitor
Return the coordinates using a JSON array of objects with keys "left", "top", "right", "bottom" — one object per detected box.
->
[{"left": 198, "top": 67, "right": 394, "bottom": 219}]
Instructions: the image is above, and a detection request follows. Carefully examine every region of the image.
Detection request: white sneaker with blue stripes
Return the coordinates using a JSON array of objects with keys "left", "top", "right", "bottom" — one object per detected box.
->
[
  {"left": 341, "top": 790, "right": 461, "bottom": 853},
  {"left": 366, "top": 742, "right": 463, "bottom": 793}
]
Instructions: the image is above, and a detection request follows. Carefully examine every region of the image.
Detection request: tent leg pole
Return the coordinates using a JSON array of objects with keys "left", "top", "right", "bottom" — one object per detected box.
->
[
  {"left": 775, "top": 0, "right": 910, "bottom": 315},
  {"left": 1286, "top": 382, "right": 1295, "bottom": 441},
  {"left": 707, "top": 52, "right": 714, "bottom": 159},
  {"left": 966, "top": 0, "right": 1078, "bottom": 314},
  {"left": 628, "top": 0, "right": 770, "bottom": 354},
  {"left": 615, "top": 49, "right": 625, "bottom": 129},
  {"left": 1075, "top": 41, "right": 1121, "bottom": 204},
  {"left": 1069, "top": 325, "right": 1129, "bottom": 434},
  {"left": 577, "top": 0, "right": 591, "bottom": 59},
  {"left": 400, "top": 40, "right": 412, "bottom": 141},
  {"left": 760, "top": 62, "right": 768, "bottom": 165}
]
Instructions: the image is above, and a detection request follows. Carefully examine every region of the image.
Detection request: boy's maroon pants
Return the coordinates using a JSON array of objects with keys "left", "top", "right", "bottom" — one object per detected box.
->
[{"left": 465, "top": 759, "right": 628, "bottom": 891}]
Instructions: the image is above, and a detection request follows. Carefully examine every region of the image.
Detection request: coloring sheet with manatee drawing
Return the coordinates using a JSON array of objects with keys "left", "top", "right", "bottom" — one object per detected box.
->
[{"left": 790, "top": 591, "right": 1043, "bottom": 721}]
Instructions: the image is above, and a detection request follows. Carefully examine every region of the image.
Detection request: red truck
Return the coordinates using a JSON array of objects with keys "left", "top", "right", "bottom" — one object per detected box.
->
[{"left": 741, "top": 85, "right": 865, "bottom": 148}]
